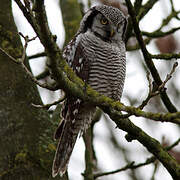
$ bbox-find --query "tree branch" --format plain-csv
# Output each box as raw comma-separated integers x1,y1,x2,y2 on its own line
94,162,135,179
142,26,180,38
137,0,159,21
94,137,180,179
32,95,66,110
0,37,59,91
139,62,178,109
28,52,47,60
151,52,180,60
125,0,177,113
82,128,95,180
107,107,180,179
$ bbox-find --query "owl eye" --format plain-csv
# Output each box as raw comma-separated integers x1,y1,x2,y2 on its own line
100,17,108,25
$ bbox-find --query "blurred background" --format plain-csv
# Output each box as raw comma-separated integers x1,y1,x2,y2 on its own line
8,0,180,179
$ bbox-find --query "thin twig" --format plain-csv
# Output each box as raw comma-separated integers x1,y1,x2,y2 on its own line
94,162,135,179
138,72,157,109
35,68,50,80
166,138,180,151
19,32,37,62
137,0,159,21
125,0,177,113
159,62,178,90
82,128,95,180
0,47,20,64
158,10,180,31
94,138,180,179
20,62,58,90
0,34,59,91
138,62,178,109
151,52,180,60
28,52,47,60
169,0,175,13
32,95,66,110
147,71,152,92
142,26,180,38
151,161,159,180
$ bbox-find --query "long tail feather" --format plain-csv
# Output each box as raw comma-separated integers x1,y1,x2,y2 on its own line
52,105,96,177
52,120,79,177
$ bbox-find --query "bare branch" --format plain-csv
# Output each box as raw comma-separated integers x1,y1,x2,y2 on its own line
137,0,159,21
139,62,178,110
94,162,135,179
35,68,50,80
125,0,177,113
94,138,180,179
159,62,178,90
0,34,59,91
138,72,158,109
0,47,20,64
32,95,66,110
19,32,37,62
82,128,95,180
28,52,47,60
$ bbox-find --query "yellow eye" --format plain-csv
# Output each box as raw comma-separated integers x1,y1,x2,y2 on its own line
100,18,108,25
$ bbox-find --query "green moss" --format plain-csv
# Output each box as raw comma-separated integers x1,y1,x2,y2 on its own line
47,143,56,152
15,152,27,163
0,28,23,58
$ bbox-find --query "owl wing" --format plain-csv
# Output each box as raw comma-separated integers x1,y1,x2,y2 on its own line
54,34,89,140
52,35,92,177
63,33,89,82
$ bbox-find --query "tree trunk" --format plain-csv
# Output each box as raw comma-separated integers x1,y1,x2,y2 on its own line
0,1,52,179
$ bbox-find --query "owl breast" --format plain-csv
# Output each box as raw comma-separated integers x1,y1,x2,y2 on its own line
81,30,126,101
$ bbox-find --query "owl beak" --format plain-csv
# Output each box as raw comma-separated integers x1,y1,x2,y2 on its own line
110,28,115,37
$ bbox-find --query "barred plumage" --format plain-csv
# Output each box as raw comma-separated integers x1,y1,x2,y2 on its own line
52,5,127,177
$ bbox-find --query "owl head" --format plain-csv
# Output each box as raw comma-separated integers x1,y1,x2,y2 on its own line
78,5,128,42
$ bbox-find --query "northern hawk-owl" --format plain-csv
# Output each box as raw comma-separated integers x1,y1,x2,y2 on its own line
52,5,127,177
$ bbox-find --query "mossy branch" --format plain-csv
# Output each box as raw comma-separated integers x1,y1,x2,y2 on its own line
142,26,180,38
151,52,180,60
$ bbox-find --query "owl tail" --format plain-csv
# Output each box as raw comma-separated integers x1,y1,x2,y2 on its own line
52,119,79,177
52,105,96,177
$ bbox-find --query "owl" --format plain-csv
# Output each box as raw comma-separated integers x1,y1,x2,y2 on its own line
52,5,127,177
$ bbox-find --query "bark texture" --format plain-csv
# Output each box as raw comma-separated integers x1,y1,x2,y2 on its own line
0,1,51,179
